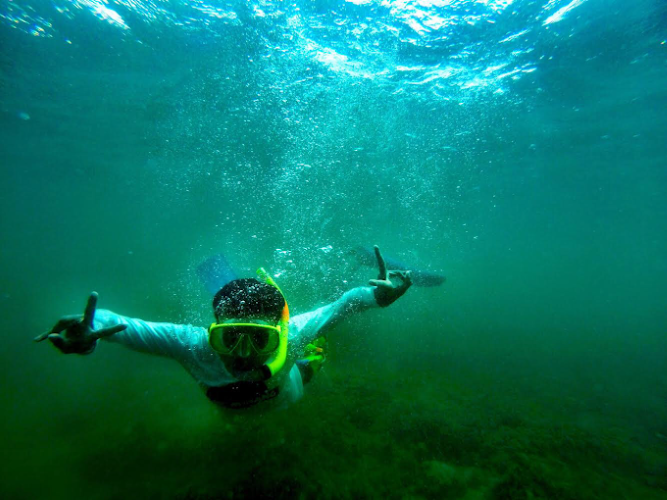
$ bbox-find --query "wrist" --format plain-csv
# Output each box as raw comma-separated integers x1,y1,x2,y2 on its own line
373,288,394,308
77,339,98,355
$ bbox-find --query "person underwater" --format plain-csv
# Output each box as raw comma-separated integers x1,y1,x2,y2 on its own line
35,246,413,411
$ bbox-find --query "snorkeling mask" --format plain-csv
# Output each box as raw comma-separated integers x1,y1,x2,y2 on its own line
208,268,289,381
209,323,281,355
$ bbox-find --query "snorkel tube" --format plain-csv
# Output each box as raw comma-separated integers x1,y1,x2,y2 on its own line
256,268,289,380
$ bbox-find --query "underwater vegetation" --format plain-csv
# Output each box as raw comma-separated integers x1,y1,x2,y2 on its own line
10,363,661,500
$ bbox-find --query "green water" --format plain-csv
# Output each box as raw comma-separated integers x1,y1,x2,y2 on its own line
1,0,666,498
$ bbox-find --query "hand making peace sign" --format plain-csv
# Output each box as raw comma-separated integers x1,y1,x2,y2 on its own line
368,245,413,307
34,292,127,354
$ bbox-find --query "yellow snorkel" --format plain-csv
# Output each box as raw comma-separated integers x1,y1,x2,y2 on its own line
256,267,289,379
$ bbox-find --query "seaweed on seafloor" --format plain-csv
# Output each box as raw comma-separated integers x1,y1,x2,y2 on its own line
527,422,649,479
61,362,667,500
483,419,667,500
391,412,489,466
410,460,478,499
490,461,579,500
228,469,307,500
176,477,309,500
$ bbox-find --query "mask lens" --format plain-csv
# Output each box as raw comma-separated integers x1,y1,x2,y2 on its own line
210,324,280,354
222,327,244,350
250,329,269,350
252,327,280,353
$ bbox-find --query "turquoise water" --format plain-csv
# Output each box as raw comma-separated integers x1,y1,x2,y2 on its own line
1,0,666,498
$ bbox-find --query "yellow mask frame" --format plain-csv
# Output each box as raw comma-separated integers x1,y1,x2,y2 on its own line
208,323,282,355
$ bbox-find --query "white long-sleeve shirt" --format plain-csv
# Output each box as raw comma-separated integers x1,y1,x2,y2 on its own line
94,286,379,411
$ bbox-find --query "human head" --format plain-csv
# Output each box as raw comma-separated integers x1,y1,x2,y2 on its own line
213,278,285,322
211,278,286,373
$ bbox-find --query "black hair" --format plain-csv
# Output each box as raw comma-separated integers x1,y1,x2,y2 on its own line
212,278,285,321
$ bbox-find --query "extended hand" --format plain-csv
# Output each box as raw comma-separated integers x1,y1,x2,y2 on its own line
34,292,126,354
369,246,413,307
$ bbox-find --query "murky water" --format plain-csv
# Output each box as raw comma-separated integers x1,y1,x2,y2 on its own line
1,1,666,498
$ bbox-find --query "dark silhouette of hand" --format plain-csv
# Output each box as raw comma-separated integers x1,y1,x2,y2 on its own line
368,246,413,307
34,292,126,354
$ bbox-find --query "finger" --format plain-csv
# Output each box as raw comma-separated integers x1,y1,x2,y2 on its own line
48,333,66,350
389,270,407,279
94,324,127,339
390,270,413,286
34,331,51,342
368,279,392,288
83,292,98,328
374,245,387,280
49,317,80,334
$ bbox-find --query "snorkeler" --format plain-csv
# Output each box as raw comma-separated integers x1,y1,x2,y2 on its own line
35,246,412,411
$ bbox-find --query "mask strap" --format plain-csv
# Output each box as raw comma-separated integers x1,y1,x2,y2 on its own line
256,268,289,379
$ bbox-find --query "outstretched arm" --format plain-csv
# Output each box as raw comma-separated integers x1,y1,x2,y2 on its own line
290,246,412,346
35,292,201,360
93,309,202,359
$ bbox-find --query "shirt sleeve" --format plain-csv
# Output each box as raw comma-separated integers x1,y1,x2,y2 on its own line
93,309,203,361
289,286,379,347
